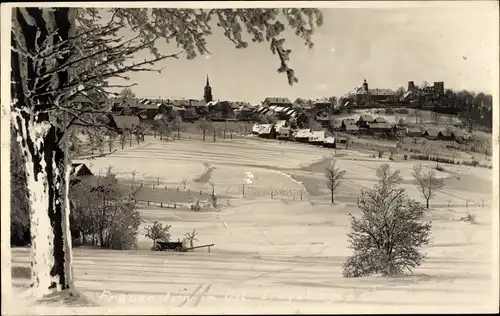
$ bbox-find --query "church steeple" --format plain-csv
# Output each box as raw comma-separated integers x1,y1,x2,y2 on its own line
204,74,213,103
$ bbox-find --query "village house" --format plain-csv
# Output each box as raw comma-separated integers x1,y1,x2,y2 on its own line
315,112,331,127
108,114,141,134
234,103,256,121
262,97,293,108
422,128,440,140
438,130,454,141
207,100,234,120
136,98,164,121
111,98,139,116
276,126,291,140
323,136,337,149
312,98,332,112
189,99,209,117
354,79,397,105
308,130,326,146
341,119,359,134
256,124,274,138
293,129,313,143
357,115,375,128
367,122,392,135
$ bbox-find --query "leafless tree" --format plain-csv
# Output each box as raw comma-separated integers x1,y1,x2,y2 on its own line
198,118,211,142
173,115,182,140
183,229,199,249
107,132,117,153
412,163,445,209
376,164,402,190
324,160,346,204
119,133,127,149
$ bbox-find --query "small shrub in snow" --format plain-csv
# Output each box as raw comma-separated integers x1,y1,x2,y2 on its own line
343,164,431,278
377,150,384,159
190,200,202,211
145,221,171,249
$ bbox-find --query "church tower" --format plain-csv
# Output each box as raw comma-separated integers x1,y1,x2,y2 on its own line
362,79,368,92
204,75,213,103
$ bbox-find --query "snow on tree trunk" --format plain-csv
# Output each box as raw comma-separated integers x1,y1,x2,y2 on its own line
11,7,75,298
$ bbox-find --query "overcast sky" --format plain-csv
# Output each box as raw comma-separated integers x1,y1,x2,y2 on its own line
108,2,498,104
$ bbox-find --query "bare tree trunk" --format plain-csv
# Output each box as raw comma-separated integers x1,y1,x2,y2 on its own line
11,7,74,297
331,189,334,204
426,198,429,209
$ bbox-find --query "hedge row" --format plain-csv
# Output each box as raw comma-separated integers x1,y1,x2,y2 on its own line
407,154,491,169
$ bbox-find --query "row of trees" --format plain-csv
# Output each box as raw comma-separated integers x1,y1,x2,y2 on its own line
324,161,444,209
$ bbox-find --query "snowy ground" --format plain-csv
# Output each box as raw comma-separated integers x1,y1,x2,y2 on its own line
9,136,497,314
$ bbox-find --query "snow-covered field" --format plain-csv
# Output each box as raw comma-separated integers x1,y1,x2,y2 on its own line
9,136,497,314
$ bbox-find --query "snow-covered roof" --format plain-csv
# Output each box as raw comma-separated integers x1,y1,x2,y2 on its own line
308,130,325,141
324,136,335,144
294,129,313,138
258,124,273,135
252,123,261,133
